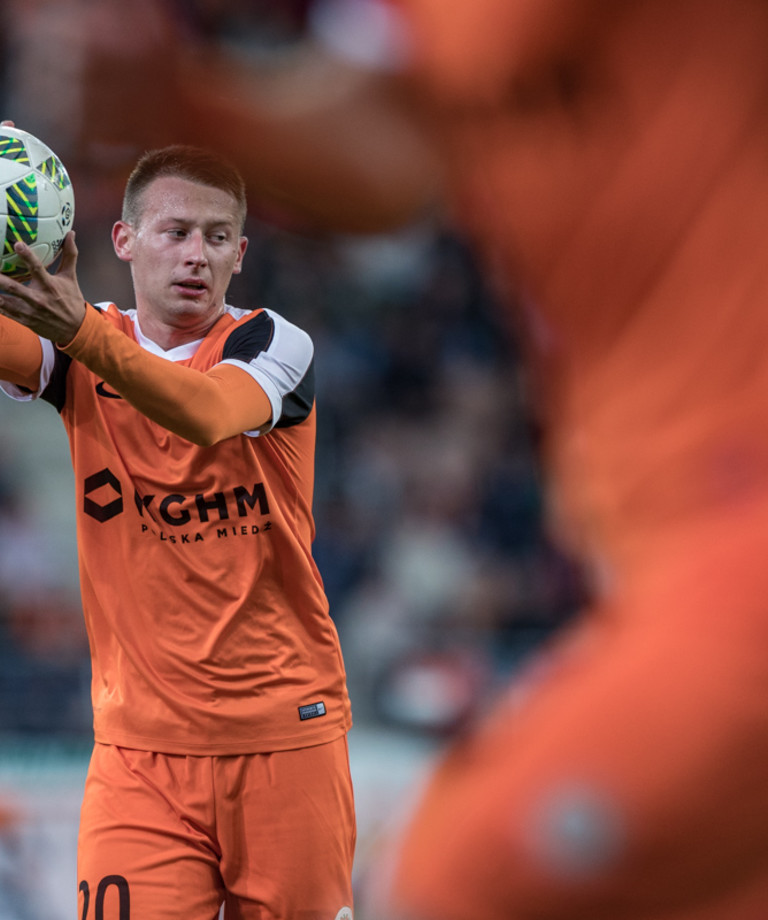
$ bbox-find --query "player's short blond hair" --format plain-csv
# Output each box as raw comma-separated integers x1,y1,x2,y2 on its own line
122,145,247,231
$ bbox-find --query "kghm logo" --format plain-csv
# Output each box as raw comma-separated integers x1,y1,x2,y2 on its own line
82,468,273,545
134,483,269,526
83,468,124,523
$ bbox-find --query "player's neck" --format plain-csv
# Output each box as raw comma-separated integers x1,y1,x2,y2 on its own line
135,305,224,351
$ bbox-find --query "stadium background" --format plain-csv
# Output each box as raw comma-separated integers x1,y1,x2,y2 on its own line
0,1,585,916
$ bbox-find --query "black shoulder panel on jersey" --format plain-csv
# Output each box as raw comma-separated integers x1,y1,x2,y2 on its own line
40,350,73,413
274,358,315,429
222,310,275,362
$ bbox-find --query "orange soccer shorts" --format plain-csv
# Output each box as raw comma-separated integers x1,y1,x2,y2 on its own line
382,503,768,920
77,737,356,920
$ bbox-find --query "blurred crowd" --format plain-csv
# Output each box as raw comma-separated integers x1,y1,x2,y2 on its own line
0,0,586,740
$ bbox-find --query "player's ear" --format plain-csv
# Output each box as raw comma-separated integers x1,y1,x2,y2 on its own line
232,236,248,275
112,221,134,262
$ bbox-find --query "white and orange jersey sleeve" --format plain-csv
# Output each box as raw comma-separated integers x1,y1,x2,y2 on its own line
8,303,315,444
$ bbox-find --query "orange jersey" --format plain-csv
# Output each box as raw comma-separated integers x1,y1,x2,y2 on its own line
2,303,351,755
398,0,768,583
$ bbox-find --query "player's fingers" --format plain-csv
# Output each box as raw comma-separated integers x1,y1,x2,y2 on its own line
58,231,79,272
11,240,50,281
0,268,31,299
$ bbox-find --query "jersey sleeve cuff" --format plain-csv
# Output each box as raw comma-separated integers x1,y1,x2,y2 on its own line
58,303,101,358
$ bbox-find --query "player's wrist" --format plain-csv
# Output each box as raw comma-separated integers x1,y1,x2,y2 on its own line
57,301,94,352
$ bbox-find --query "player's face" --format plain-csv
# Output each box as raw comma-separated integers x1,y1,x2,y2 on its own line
111,175,248,345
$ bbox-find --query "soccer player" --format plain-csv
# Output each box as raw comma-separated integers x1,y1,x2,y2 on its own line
0,141,355,920
135,1,768,917
361,1,768,918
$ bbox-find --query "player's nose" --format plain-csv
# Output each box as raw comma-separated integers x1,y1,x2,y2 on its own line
183,229,208,266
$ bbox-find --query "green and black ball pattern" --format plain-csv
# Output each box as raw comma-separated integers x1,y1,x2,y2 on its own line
0,134,73,279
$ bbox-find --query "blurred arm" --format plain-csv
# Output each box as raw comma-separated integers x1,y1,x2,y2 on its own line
66,0,443,232
177,45,444,233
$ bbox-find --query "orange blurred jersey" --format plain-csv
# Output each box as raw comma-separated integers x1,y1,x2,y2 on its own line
398,0,768,583
35,303,350,755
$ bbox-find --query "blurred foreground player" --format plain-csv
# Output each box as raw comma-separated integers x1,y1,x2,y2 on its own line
85,1,768,915
0,139,354,920
360,1,768,918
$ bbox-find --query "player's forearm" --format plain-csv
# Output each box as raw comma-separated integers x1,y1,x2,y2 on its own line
61,306,271,445
0,315,43,391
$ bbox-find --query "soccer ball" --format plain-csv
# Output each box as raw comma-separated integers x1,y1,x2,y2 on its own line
0,126,75,281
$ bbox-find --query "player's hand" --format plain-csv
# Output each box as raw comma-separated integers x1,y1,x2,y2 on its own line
0,232,86,345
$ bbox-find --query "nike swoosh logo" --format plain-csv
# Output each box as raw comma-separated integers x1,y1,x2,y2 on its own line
95,381,122,400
